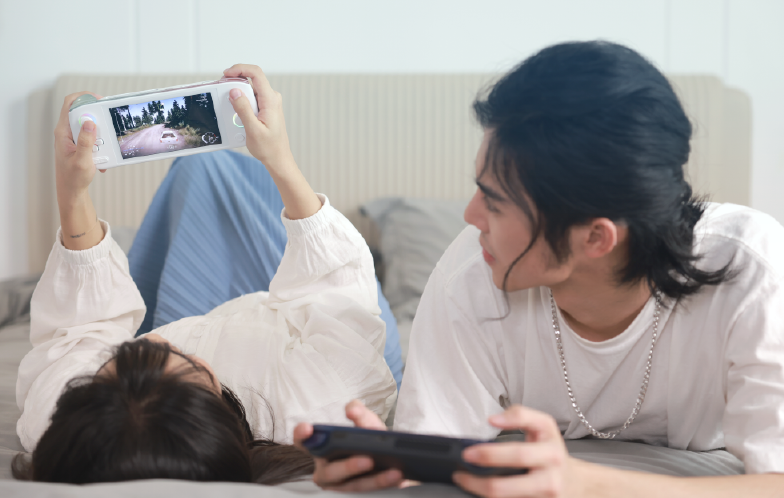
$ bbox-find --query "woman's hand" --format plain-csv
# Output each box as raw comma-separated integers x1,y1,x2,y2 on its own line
223,64,293,170
223,64,321,220
55,92,104,209
54,92,106,250
293,400,406,492
454,405,579,498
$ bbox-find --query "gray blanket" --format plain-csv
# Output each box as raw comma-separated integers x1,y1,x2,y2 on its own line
0,320,742,497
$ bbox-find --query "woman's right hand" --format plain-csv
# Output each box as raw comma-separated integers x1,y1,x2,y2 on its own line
223,64,293,170
223,63,321,221
294,400,407,492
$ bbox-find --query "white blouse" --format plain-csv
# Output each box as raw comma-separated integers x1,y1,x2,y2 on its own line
16,195,397,451
394,203,784,474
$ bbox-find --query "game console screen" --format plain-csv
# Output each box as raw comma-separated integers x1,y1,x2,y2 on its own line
109,92,222,160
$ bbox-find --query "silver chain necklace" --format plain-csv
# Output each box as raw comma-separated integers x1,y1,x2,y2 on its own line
548,289,662,439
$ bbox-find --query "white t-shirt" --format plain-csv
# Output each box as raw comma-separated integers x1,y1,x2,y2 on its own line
16,196,397,451
394,203,784,474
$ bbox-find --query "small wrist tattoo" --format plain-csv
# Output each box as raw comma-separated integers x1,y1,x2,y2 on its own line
68,215,99,239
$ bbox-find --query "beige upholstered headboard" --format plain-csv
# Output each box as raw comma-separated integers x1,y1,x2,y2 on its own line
26,73,750,273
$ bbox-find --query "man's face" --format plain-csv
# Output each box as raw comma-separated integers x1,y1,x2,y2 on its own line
463,130,573,292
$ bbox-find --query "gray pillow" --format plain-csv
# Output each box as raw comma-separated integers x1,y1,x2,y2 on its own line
111,226,138,255
361,197,469,345
0,275,40,328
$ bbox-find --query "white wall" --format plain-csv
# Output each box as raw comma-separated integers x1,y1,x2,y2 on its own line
1,0,783,280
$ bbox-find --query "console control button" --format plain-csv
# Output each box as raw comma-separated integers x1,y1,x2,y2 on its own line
202,132,218,145
235,133,245,144
233,113,244,128
93,156,109,165
92,145,99,152
79,113,97,127
95,138,104,145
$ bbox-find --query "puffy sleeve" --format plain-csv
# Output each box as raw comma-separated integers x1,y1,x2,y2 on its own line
16,222,146,451
268,195,379,317
723,275,784,474
201,195,397,442
394,262,506,439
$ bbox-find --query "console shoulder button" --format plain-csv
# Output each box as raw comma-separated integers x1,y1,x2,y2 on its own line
70,94,99,111
93,156,109,165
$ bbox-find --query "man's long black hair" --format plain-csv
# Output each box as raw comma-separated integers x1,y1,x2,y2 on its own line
473,41,733,299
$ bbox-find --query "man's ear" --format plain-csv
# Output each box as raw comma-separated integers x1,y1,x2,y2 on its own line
580,218,619,259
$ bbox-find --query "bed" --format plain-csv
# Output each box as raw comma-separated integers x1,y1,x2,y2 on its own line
0,72,751,495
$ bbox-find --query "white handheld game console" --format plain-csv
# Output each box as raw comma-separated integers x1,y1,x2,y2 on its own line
68,77,258,169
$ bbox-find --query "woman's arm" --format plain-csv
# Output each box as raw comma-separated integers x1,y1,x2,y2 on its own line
201,65,396,437
223,64,322,221
54,92,106,250
218,64,380,313
16,93,147,451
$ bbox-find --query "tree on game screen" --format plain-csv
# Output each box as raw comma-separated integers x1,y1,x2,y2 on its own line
178,94,219,134
110,105,132,134
109,93,221,157
111,94,218,136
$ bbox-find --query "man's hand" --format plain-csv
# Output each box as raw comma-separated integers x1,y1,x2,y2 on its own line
453,405,573,498
294,400,405,492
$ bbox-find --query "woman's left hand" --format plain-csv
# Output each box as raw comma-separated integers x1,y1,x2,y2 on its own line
454,405,582,498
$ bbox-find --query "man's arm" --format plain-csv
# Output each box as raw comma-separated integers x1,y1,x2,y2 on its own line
455,405,784,498
575,463,782,498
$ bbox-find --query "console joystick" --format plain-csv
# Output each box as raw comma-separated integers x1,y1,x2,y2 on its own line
78,113,98,127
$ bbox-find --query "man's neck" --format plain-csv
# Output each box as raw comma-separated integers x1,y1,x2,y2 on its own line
549,276,652,343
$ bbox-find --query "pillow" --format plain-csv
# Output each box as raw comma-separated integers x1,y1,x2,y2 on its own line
361,198,469,361
111,226,138,255
0,275,40,328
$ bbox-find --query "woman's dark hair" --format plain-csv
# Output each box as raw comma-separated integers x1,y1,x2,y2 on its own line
473,40,733,299
12,338,314,484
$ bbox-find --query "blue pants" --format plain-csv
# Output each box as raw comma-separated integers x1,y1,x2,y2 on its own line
127,150,403,388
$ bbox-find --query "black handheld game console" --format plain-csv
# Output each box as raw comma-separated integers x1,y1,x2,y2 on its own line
302,425,527,484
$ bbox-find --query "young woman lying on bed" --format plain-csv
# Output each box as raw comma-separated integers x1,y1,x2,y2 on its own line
298,42,784,497
13,64,397,484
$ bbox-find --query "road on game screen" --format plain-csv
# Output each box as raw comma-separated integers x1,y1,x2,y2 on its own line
119,123,188,158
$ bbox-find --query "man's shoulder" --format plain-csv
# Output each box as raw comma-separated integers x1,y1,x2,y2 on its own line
431,226,517,316
698,203,784,239
434,225,487,283
696,203,784,278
